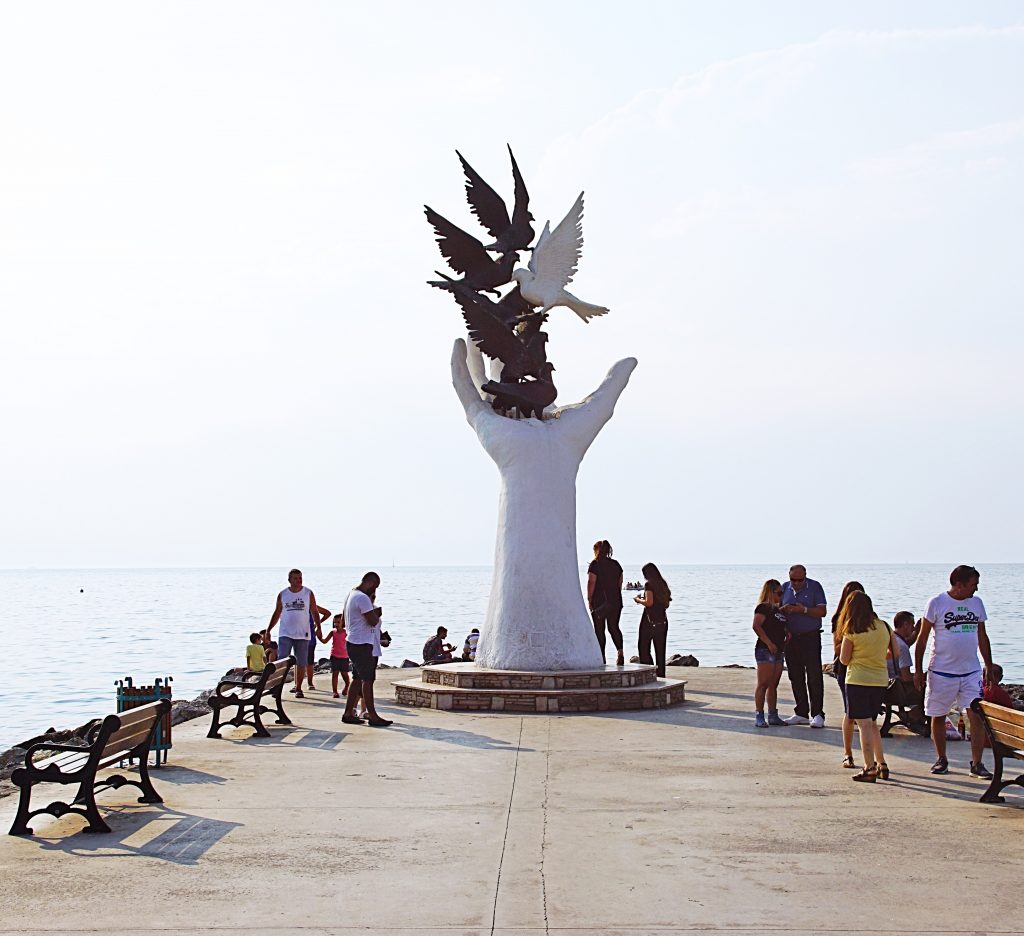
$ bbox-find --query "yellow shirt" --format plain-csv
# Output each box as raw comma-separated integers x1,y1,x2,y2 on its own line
845,620,890,687
246,643,267,673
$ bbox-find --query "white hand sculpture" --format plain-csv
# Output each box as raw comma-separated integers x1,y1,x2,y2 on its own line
451,338,638,670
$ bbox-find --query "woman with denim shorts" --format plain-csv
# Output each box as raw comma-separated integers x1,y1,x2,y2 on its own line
831,581,865,768
751,579,788,728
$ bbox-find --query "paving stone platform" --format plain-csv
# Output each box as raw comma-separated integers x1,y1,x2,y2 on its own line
395,662,687,712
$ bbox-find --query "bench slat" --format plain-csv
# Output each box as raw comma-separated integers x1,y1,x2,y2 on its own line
114,701,166,731
978,700,1024,728
987,723,1024,754
101,725,159,760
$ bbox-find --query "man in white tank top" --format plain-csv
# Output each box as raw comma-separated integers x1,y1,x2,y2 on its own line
266,569,320,699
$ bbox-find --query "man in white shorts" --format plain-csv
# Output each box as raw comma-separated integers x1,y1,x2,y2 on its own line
914,565,995,777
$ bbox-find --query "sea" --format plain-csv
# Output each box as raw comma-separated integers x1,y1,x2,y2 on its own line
1,564,1021,752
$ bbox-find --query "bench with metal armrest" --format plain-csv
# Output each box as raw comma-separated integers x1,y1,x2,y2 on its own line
207,655,295,739
9,698,170,836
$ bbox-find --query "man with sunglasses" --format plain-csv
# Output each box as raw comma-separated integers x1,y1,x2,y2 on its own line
780,564,828,727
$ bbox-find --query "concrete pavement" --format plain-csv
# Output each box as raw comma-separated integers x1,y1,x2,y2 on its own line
1,666,1021,934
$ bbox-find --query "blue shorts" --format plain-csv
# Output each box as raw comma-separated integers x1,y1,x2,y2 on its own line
755,646,785,664
278,635,310,665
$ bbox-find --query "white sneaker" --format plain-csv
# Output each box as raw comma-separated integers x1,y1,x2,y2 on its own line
809,714,825,729
784,714,810,725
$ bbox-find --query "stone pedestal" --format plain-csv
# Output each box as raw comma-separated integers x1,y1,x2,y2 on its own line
394,663,685,713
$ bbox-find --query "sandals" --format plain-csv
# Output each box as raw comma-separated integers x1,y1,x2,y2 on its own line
842,754,856,769
852,767,877,783
876,762,890,780
294,689,304,698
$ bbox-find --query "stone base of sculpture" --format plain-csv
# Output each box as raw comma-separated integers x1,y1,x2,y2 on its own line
394,663,686,713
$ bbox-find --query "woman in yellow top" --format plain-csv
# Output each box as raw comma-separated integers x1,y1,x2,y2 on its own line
831,581,864,769
838,591,901,782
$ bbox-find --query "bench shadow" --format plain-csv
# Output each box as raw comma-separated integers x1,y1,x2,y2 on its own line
29,806,240,865
232,727,347,750
154,766,227,785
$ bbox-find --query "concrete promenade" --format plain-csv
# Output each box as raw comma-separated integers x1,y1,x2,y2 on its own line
1,666,1021,935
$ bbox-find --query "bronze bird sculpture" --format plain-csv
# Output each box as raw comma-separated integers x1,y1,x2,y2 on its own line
482,362,557,420
458,145,535,256
425,206,518,295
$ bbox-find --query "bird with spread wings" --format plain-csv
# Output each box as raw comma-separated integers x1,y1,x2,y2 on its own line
512,192,609,323
458,145,535,256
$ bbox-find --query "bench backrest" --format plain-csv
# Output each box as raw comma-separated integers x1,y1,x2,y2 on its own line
262,656,295,692
975,700,1024,753
100,699,170,760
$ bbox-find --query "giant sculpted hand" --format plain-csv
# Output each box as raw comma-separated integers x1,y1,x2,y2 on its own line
451,338,637,671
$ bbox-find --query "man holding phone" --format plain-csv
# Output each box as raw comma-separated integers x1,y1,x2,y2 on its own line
780,564,828,728
342,571,393,727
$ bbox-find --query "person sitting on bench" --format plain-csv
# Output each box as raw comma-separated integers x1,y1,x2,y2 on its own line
888,611,926,728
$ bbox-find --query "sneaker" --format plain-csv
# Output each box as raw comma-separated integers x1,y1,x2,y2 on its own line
755,712,768,728
970,761,993,780
784,714,810,726
930,756,949,774
767,711,786,727
810,714,825,729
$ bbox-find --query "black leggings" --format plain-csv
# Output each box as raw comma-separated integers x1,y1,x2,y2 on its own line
592,605,623,657
638,615,668,677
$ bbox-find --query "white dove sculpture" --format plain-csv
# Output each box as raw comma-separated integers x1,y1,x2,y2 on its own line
511,192,609,322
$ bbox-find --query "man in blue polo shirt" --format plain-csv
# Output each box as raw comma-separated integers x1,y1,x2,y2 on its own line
780,564,828,728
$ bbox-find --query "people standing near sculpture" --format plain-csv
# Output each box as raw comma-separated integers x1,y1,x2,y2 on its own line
831,581,865,766
634,563,672,677
914,565,994,778
587,540,625,665
751,580,788,727
780,565,828,728
838,591,900,782
342,572,393,728
265,569,319,699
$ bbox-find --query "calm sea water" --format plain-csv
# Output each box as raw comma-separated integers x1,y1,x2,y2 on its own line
1,564,1021,751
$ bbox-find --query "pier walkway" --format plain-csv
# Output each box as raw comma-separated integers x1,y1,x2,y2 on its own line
1,666,1021,934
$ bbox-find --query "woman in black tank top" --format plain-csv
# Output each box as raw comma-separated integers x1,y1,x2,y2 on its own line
634,562,672,677
587,540,624,665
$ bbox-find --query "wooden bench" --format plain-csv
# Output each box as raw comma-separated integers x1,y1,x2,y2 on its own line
207,656,295,739
971,699,1024,804
879,681,929,738
9,699,170,836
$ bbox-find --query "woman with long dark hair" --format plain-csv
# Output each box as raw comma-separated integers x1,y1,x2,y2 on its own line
751,579,788,727
634,562,672,677
832,581,865,768
838,591,901,782
587,539,625,665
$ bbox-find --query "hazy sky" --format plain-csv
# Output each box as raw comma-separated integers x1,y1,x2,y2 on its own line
1,1,1022,568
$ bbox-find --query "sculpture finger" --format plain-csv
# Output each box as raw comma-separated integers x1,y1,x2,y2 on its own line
555,357,638,452
466,338,491,402
451,338,490,423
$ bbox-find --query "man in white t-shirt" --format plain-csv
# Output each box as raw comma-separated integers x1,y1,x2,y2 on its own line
266,569,319,699
914,565,995,778
341,571,393,727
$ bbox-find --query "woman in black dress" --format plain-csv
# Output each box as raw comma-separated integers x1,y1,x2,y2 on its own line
634,562,672,677
588,540,625,665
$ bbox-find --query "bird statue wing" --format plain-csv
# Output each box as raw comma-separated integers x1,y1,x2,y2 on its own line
457,151,511,242
527,192,584,291
424,206,493,276
452,288,530,372
507,146,535,251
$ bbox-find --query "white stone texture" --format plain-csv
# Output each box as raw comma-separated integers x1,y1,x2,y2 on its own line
452,338,636,671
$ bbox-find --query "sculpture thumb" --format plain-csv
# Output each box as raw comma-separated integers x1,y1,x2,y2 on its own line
558,357,638,451
451,338,489,424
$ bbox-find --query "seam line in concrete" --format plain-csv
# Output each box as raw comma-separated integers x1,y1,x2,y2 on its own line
540,718,551,935
489,716,524,936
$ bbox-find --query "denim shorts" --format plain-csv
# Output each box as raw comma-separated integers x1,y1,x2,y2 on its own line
754,645,785,664
278,636,309,665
